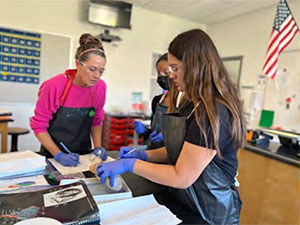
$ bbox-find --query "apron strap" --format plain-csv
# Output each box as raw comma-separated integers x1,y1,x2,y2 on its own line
60,69,76,106
159,92,168,104
90,87,95,107
176,91,183,108
187,102,200,119
60,69,95,107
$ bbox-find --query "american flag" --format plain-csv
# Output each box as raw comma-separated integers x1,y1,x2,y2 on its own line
262,0,299,79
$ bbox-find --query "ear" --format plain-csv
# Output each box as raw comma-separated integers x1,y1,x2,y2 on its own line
75,60,80,69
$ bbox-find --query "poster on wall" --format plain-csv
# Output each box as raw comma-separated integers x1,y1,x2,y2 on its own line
0,27,41,84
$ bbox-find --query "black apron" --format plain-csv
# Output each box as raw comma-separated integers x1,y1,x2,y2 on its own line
159,102,241,225
147,93,168,150
40,69,95,158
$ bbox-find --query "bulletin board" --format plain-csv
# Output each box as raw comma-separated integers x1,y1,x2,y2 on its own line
0,27,41,84
241,48,300,133
0,26,71,104
263,49,300,132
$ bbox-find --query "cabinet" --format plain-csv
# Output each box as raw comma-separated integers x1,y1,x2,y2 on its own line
238,149,300,224
102,113,145,150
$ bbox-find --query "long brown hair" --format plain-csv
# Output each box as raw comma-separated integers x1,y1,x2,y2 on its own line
168,29,246,156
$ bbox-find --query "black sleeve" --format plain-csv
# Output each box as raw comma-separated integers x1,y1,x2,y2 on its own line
141,94,163,139
185,104,233,150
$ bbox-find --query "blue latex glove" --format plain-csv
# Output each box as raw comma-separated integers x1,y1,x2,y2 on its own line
93,147,107,161
97,158,137,187
119,146,147,161
54,152,80,167
149,130,163,142
133,121,148,135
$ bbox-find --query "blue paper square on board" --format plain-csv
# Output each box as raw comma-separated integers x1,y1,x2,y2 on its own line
11,37,18,45
18,57,25,64
3,56,10,63
18,48,26,55
19,39,26,46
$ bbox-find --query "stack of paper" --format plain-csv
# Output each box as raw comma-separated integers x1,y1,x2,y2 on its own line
0,109,12,121
0,150,46,179
99,194,182,225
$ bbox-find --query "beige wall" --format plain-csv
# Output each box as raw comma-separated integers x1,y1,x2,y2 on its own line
0,0,204,112
207,0,300,132
0,0,204,151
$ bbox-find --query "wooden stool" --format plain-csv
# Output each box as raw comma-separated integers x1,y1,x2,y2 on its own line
8,127,30,152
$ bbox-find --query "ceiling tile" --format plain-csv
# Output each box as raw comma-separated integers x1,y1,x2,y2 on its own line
122,0,282,24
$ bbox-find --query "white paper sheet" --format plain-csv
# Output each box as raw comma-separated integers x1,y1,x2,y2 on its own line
99,195,181,225
48,154,115,175
0,150,46,178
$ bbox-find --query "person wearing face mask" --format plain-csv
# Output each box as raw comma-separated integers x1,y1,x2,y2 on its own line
133,53,172,150
97,29,245,224
117,54,187,197
30,33,108,167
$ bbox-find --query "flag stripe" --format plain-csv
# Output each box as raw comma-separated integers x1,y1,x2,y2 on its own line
266,16,293,53
265,57,278,75
279,25,299,54
264,21,297,71
264,16,294,63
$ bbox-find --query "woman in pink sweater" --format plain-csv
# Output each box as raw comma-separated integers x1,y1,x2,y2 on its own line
30,33,107,167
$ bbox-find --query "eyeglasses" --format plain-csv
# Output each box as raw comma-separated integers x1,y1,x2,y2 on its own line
158,70,170,77
168,65,180,73
80,62,105,76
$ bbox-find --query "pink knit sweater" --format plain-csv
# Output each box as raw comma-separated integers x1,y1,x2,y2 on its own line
30,73,106,135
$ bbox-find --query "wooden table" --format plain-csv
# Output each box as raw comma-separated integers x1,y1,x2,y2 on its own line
0,119,13,153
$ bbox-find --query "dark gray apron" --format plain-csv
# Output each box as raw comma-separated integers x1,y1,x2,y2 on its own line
40,69,95,158
147,93,168,150
160,103,241,225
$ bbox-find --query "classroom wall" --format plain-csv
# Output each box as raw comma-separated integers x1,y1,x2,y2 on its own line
0,0,204,151
207,0,300,132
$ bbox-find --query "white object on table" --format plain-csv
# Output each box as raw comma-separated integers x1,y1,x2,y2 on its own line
49,154,115,175
14,217,62,225
0,175,48,192
99,194,181,225
0,150,46,178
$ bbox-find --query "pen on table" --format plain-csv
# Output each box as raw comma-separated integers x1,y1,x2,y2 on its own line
117,148,136,160
59,142,72,154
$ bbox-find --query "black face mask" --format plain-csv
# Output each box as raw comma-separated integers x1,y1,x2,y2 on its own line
157,76,170,90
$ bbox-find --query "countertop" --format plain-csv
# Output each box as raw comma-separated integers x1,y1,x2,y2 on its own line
244,142,300,167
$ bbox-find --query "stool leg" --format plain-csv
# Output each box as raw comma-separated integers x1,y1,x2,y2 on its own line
11,134,18,152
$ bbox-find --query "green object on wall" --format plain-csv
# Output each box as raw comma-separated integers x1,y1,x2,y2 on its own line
259,110,275,128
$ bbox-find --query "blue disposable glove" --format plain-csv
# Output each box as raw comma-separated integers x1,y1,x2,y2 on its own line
119,146,147,161
93,147,107,161
54,152,80,167
149,130,163,142
133,121,148,135
97,158,137,187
